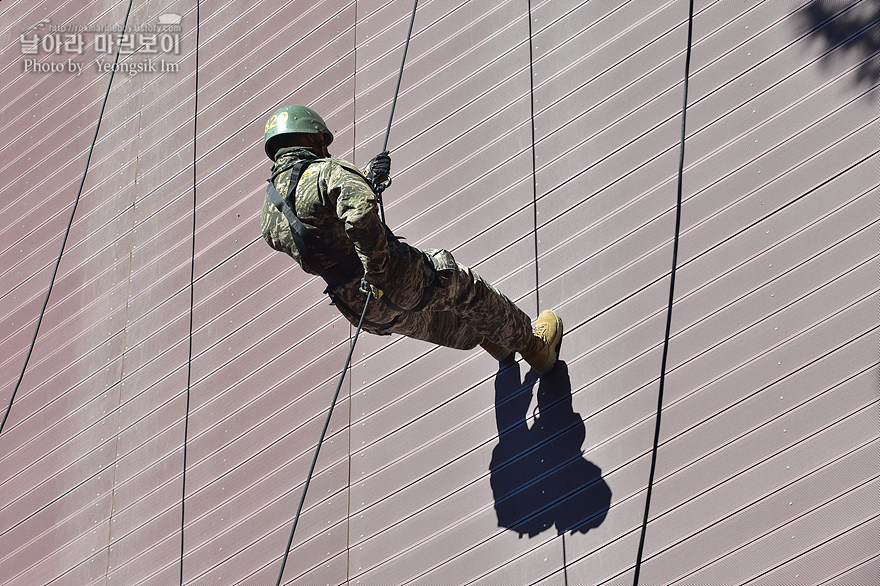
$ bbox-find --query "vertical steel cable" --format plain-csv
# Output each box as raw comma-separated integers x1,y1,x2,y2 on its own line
526,0,541,320
180,0,201,583
632,1,695,583
379,0,418,155
0,0,135,438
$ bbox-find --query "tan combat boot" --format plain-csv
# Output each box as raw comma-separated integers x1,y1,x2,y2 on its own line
480,339,512,361
520,310,563,374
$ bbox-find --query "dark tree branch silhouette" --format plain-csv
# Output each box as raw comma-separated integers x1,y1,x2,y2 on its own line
797,0,880,91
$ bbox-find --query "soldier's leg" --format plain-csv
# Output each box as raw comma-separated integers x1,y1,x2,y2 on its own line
381,308,485,350
420,250,533,353
325,274,486,350
336,248,558,372
419,249,562,373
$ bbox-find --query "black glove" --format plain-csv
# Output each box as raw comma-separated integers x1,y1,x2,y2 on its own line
367,151,391,188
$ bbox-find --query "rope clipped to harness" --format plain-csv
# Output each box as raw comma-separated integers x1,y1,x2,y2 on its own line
274,2,418,583
275,293,373,585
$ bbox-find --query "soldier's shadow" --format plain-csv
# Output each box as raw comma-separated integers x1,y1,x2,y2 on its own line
489,360,612,537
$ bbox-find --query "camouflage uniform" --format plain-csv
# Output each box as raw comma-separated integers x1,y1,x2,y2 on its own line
261,148,533,351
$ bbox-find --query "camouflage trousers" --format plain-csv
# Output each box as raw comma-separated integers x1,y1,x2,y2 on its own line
328,248,533,352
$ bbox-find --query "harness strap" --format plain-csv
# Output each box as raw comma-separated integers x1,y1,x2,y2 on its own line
324,286,399,331
266,159,363,288
375,258,438,313
267,157,436,317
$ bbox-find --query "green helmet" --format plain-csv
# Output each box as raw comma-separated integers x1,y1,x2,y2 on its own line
263,104,334,160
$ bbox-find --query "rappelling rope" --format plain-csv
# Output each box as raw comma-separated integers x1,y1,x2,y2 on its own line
0,0,135,439
274,298,371,585
371,0,419,224
274,2,418,583
632,1,694,583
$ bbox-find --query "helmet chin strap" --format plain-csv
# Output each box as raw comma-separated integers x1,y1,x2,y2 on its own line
304,132,330,158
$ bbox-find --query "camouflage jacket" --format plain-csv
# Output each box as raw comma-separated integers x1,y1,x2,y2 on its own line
261,148,430,307
260,148,389,276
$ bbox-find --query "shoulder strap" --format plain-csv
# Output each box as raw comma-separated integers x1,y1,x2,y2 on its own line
266,159,363,287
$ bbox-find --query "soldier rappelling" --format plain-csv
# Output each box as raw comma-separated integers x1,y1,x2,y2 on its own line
260,104,563,374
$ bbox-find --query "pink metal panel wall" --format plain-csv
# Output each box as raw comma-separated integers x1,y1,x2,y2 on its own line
183,1,357,583
103,0,198,581
638,0,879,582
1,1,142,584
1,0,877,584
534,0,695,581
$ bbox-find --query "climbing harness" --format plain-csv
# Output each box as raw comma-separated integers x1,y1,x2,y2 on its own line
0,0,136,438
632,1,694,584
266,157,428,328
274,2,419,583
266,160,364,288
265,158,391,331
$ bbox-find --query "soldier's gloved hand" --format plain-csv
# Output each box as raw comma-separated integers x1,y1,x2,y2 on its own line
367,151,391,188
360,277,383,299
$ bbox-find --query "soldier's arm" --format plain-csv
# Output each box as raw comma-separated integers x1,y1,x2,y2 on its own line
324,161,389,280
260,192,296,256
